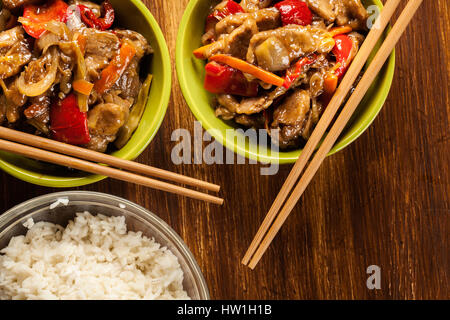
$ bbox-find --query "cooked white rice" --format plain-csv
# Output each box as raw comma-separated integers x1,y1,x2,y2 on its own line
0,212,190,300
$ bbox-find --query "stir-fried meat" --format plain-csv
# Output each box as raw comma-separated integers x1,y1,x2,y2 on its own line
306,0,368,29
0,78,27,123
0,95,6,124
102,91,133,110
247,25,333,72
271,89,313,148
86,102,130,152
25,94,51,121
215,105,235,121
0,26,32,80
215,94,265,128
348,31,365,56
2,0,39,10
224,18,258,59
240,0,272,13
0,0,153,152
200,0,369,150
85,135,116,153
110,58,141,101
305,0,336,23
114,29,153,59
88,103,129,136
334,0,368,29
202,18,259,59
235,113,265,128
111,30,152,100
83,28,120,82
215,8,281,36
237,86,287,115
217,94,239,114
24,101,50,134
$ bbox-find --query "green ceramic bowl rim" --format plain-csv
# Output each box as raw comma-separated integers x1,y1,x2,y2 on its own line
176,0,395,164
0,0,172,187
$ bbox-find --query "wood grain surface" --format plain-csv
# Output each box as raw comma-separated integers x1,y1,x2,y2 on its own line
0,0,448,299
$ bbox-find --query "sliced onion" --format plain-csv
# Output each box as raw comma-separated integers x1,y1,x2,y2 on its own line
72,33,89,112
42,20,70,40
17,48,59,97
36,32,60,53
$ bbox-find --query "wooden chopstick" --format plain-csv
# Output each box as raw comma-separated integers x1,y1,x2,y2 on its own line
242,0,403,266
246,0,424,269
0,126,220,193
0,137,223,206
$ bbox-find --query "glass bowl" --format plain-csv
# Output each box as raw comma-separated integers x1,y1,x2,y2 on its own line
0,191,209,300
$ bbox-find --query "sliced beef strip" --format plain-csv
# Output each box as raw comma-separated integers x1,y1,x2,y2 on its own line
88,103,129,136
114,29,153,59
334,0,368,29
110,57,141,101
217,94,239,114
84,134,116,153
111,30,152,100
237,86,287,115
247,25,333,71
240,0,272,12
82,28,120,82
0,95,6,124
305,0,336,23
215,94,265,128
203,17,259,59
0,26,32,80
271,89,313,149
215,8,281,37
224,18,258,59
0,77,27,123
86,102,130,153
215,105,235,121
306,0,368,29
235,113,265,129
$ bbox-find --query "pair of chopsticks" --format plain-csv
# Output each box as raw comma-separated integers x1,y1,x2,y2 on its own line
0,127,223,205
243,0,424,269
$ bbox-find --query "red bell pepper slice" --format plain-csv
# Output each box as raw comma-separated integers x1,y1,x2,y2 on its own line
206,0,244,31
78,0,115,31
204,61,258,97
20,0,69,39
332,34,354,80
275,0,313,27
50,93,91,145
283,55,316,89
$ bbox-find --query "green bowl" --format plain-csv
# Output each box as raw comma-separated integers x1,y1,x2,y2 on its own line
176,0,395,164
0,0,172,187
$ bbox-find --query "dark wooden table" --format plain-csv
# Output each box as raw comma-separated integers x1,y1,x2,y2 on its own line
1,0,448,300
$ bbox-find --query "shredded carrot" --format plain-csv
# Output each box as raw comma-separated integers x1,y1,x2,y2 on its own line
209,54,285,87
193,43,215,59
95,42,136,95
323,73,338,94
73,79,94,96
323,63,342,94
328,26,352,37
73,33,87,55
